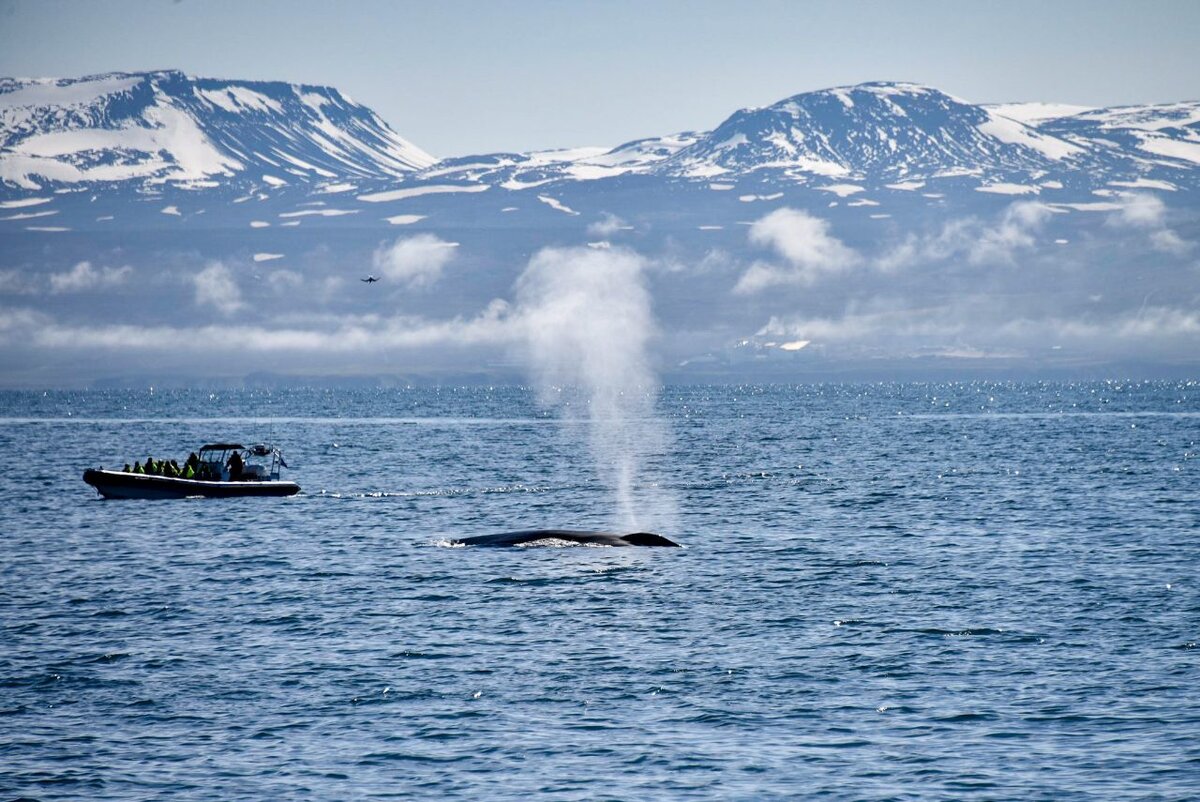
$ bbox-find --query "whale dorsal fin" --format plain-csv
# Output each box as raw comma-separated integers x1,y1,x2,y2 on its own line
621,532,681,547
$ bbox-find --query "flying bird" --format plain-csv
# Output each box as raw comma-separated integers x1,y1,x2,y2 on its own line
361,275,380,283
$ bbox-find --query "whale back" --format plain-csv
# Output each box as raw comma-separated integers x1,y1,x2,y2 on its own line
453,529,681,548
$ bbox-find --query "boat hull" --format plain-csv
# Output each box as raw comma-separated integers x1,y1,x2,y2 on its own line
83,469,300,499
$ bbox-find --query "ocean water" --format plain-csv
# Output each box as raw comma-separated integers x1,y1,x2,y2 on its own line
1,382,1197,800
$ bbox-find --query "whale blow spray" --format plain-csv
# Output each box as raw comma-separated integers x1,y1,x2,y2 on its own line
515,245,677,532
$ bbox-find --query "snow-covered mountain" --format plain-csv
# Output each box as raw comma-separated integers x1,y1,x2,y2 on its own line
1039,101,1200,173
0,70,434,191
3,73,1198,199
4,73,1198,239
659,82,1087,180
417,83,1102,189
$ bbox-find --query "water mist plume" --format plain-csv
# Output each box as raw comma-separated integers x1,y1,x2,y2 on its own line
514,245,677,532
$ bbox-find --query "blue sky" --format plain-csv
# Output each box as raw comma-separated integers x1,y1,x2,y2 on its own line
2,0,1198,156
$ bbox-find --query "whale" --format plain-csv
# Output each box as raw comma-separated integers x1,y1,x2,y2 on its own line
451,529,681,548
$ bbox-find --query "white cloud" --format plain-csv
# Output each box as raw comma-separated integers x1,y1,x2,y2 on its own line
192,261,243,315
267,269,304,291
756,304,966,344
1108,193,1192,255
754,300,1200,358
1112,193,1166,227
18,246,661,371
586,212,630,238
969,201,1053,265
0,270,40,295
0,307,48,343
734,208,859,293
316,276,346,303
1149,229,1190,255
49,261,133,293
876,202,1053,271
657,248,733,276
371,234,458,288
29,305,514,354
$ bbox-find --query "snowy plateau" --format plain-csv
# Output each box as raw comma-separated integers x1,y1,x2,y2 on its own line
1,71,1198,384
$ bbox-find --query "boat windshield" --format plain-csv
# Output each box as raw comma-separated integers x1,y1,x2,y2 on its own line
197,443,285,481
198,445,240,464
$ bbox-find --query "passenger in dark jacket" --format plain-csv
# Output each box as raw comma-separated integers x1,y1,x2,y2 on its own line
228,450,244,480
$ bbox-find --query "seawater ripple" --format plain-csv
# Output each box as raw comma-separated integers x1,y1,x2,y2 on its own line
0,382,1197,801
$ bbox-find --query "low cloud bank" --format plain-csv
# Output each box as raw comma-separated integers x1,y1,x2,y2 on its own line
734,201,1062,294
49,261,133,293
755,300,1200,359
3,195,1197,382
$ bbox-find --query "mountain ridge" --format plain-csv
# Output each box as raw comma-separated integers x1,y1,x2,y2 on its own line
4,73,1200,197
0,69,434,191
2,73,1198,238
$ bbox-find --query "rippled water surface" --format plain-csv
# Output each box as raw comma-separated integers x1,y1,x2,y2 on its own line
2,383,1198,800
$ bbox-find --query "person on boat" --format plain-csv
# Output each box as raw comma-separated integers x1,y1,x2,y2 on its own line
228,450,244,481
183,462,195,479
123,464,131,473
133,460,144,474
168,459,181,477
147,458,160,476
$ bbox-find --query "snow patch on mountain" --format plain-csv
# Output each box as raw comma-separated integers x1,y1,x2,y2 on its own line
976,114,1082,160
976,183,1039,195
358,184,488,203
0,196,53,209
537,195,578,215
